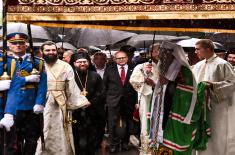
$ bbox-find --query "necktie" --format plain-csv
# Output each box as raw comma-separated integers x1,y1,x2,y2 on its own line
120,66,126,85
18,57,23,64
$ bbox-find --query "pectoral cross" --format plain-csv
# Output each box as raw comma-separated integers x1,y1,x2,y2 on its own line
81,88,88,96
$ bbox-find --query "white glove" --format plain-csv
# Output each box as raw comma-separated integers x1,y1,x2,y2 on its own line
33,104,44,114
25,75,40,83
0,114,14,132
0,80,11,91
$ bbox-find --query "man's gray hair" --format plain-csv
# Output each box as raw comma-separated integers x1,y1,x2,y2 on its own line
64,50,74,55
149,43,161,52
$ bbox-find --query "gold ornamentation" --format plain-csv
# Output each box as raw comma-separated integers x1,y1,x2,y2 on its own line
92,0,109,5
19,0,34,4
31,68,40,75
157,146,173,155
0,72,11,80
10,3,235,13
163,0,193,3
141,0,156,4
75,70,88,97
79,0,93,4
35,0,47,4
47,0,63,4
203,0,233,2
20,70,30,77
67,111,77,124
139,135,151,154
110,0,126,4
81,88,88,96
64,0,79,5
17,0,235,4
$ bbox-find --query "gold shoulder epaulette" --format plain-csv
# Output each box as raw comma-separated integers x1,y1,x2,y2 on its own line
34,56,44,60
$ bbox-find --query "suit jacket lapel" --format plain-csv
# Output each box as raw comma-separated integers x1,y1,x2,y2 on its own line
124,65,132,86
114,65,123,86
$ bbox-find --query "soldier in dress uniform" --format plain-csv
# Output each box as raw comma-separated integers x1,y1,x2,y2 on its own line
0,51,17,155
0,32,47,155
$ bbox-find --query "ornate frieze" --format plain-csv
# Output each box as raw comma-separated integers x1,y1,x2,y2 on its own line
17,0,235,4
7,0,235,21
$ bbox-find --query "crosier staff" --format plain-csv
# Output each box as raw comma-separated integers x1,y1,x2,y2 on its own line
145,31,156,134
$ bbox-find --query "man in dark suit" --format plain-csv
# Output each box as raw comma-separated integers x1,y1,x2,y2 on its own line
103,51,137,153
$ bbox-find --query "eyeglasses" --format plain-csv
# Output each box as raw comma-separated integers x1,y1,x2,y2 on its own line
115,57,127,60
75,60,88,64
10,41,26,45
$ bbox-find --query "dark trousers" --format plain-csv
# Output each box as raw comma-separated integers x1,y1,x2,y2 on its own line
107,102,133,148
72,110,98,155
15,110,40,155
0,127,17,155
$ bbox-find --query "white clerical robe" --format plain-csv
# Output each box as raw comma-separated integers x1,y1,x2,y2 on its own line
192,54,235,155
36,60,90,155
130,62,159,154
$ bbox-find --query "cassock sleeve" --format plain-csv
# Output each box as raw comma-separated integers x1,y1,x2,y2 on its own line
129,64,145,93
210,63,235,104
89,73,104,106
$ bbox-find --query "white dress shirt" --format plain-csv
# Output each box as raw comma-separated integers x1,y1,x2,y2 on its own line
95,65,106,79
117,64,128,77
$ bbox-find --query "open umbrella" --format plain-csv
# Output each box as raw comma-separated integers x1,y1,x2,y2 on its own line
87,46,101,55
209,33,235,49
210,33,235,43
76,28,137,47
56,42,77,50
32,42,44,47
176,38,225,50
126,34,190,49
0,22,51,41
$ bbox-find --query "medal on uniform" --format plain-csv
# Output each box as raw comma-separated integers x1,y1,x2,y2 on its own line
157,146,173,155
75,70,88,97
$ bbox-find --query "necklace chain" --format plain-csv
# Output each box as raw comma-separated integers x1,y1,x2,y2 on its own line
75,69,88,90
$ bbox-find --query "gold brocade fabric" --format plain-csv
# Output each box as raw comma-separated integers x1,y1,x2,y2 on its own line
6,0,235,33
47,81,66,91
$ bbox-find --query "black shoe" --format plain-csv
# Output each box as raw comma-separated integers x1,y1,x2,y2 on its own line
109,146,117,153
122,143,130,151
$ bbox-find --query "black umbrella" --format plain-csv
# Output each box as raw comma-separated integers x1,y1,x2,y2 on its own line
127,34,190,49
76,28,137,47
0,23,51,41
176,38,225,51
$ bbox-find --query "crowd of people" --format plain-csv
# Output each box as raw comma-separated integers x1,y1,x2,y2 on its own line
0,32,234,155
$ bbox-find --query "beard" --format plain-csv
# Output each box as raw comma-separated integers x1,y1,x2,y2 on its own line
43,53,58,64
76,65,89,72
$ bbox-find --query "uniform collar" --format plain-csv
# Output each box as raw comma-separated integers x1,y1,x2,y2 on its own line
12,53,30,60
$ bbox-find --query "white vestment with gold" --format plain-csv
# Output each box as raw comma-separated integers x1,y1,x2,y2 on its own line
36,60,89,155
130,62,159,155
192,54,235,155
